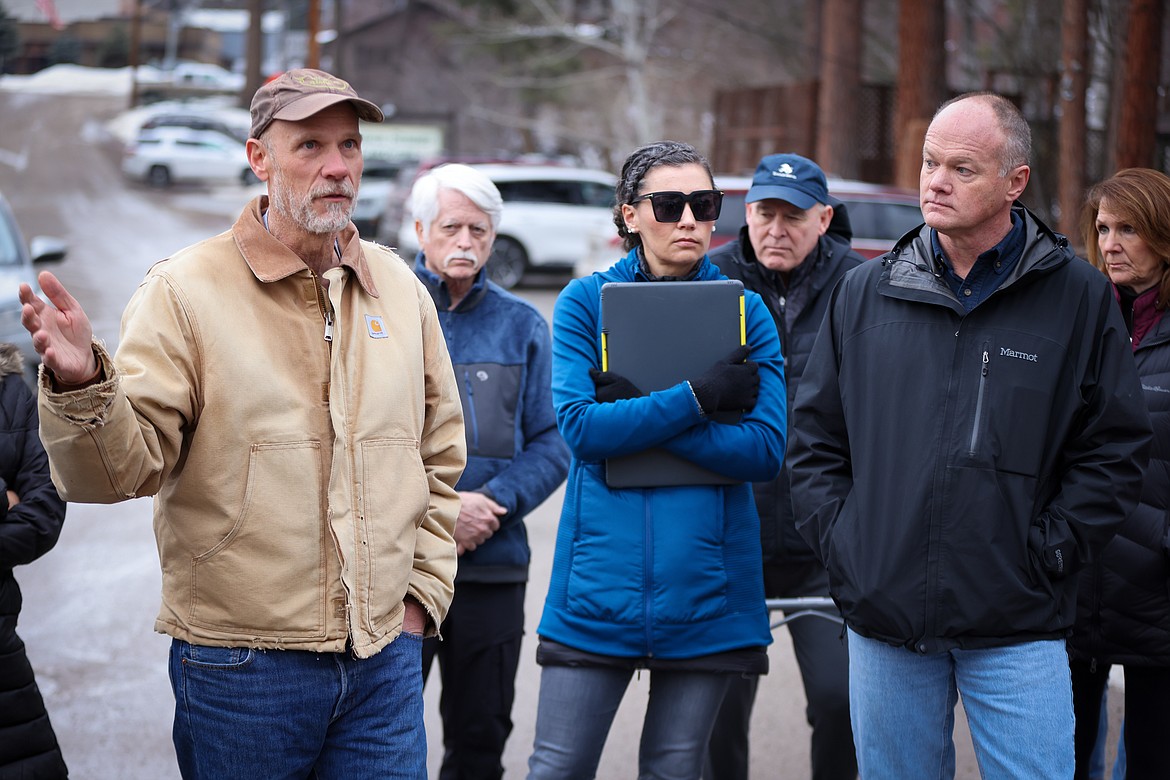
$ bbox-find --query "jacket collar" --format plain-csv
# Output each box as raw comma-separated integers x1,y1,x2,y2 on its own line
606,246,722,283
882,204,1070,299
412,252,490,311
232,196,380,297
1125,284,1165,350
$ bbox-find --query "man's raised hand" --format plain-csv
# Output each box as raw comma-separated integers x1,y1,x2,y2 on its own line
19,270,97,384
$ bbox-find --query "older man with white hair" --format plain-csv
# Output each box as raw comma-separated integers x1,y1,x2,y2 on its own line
409,163,570,780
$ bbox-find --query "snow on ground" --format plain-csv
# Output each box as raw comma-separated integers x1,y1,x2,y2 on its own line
0,63,137,95
1,64,251,145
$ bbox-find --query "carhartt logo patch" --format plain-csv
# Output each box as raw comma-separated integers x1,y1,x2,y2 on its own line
365,315,388,339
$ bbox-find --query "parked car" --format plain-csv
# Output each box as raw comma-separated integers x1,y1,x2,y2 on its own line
140,112,249,144
576,174,922,277
0,190,67,385
395,163,617,289
122,127,256,188
136,62,246,101
351,158,406,239
711,175,923,257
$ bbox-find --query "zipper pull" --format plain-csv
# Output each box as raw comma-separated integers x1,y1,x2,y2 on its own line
324,308,334,342
981,350,989,376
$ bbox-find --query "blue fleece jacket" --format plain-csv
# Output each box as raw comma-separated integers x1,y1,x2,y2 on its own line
536,248,786,659
414,255,570,583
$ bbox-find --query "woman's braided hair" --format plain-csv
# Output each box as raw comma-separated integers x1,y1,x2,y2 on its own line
613,140,715,252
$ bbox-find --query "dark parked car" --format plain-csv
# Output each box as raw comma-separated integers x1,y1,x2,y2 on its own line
0,190,67,385
711,175,923,258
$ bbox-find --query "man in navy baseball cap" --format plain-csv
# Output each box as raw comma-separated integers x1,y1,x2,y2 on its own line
705,153,862,780
746,152,831,209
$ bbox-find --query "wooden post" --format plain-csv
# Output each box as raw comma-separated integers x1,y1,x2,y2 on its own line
128,0,142,109
307,0,320,69
1057,0,1087,242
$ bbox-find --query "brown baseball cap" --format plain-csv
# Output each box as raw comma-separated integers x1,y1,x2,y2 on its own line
249,69,384,139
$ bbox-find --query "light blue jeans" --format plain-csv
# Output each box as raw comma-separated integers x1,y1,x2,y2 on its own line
847,629,1074,779
526,664,731,780
169,634,427,779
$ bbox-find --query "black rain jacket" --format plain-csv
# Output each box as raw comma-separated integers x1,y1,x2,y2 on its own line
789,206,1152,652
709,227,864,568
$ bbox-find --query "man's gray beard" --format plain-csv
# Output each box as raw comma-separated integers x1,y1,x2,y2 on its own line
269,168,355,235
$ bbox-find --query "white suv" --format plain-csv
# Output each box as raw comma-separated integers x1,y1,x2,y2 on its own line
396,163,617,289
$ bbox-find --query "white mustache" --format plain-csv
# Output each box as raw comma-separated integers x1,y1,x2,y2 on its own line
443,250,481,267
312,182,356,199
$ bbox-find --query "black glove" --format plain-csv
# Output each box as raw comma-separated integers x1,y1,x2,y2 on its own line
690,344,759,414
590,368,644,403
1028,519,1077,580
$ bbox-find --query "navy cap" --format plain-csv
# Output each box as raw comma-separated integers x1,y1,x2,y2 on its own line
746,153,829,209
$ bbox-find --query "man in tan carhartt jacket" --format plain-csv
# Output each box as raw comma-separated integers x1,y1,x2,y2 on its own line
18,69,465,778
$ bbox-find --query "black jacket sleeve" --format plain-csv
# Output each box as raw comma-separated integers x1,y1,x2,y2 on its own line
0,375,67,569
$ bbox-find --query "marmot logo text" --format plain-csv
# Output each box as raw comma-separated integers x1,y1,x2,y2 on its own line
1000,347,1038,362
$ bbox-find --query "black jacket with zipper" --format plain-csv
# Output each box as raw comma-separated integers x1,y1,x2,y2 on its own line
709,227,864,569
1069,288,1170,667
0,343,68,778
789,206,1152,652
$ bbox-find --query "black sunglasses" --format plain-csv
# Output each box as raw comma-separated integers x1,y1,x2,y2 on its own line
631,189,724,223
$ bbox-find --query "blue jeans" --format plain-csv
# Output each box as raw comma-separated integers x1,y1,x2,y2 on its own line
169,635,427,779
847,630,1073,779
527,664,731,780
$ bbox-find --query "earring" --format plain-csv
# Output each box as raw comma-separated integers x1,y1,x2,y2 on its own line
627,226,637,234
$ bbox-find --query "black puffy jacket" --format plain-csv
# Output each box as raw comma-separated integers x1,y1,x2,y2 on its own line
0,343,69,777
1070,288,1170,667
709,227,863,568
790,207,1152,652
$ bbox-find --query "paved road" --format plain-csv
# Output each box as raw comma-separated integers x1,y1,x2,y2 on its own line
0,86,1117,779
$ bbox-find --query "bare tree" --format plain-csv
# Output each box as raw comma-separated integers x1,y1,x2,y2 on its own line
446,0,674,157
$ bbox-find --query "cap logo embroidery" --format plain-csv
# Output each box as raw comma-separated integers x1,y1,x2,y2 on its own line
772,163,798,180
291,72,353,93
366,314,388,339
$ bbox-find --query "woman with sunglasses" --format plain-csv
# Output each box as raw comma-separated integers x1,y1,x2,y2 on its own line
526,141,787,779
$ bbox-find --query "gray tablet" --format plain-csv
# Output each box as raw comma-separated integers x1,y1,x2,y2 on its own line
600,279,746,488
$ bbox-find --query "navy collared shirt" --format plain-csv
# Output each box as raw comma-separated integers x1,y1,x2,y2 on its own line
931,211,1025,312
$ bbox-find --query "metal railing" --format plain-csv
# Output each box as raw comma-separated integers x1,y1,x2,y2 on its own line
765,597,843,629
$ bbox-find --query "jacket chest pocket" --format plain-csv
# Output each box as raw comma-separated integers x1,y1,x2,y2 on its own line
965,343,1054,476
455,362,520,459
